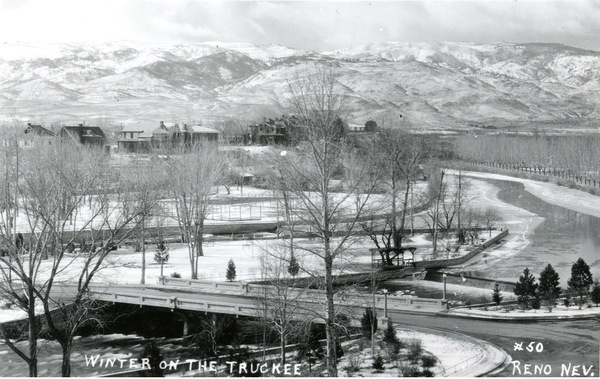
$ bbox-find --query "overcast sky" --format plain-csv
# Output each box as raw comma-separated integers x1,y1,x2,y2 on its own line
1,0,599,52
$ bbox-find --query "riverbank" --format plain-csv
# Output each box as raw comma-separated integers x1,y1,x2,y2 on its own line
455,170,600,219
441,176,544,279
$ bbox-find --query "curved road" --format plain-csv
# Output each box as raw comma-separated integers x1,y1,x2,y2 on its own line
389,310,599,377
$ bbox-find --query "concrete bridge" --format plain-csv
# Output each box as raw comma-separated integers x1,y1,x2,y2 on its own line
55,277,448,324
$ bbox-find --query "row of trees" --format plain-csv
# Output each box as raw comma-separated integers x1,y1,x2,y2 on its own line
0,142,163,376
0,136,229,376
454,134,600,186
514,258,597,310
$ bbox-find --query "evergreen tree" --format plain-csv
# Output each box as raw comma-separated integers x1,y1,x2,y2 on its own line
372,353,385,371
538,264,561,310
154,239,169,279
568,258,593,309
531,295,541,311
590,279,600,307
382,322,399,345
360,308,377,338
226,259,236,282
514,268,538,309
287,253,300,277
382,322,401,355
154,240,169,263
492,282,503,309
296,323,324,364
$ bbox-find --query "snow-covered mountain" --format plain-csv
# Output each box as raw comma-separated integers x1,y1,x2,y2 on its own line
0,41,598,128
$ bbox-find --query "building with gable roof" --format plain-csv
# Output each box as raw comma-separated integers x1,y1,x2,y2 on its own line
118,121,171,152
59,124,109,147
118,122,220,152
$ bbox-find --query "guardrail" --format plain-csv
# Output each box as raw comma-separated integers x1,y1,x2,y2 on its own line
438,350,484,376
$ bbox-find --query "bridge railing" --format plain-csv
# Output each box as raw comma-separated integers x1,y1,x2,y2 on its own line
87,288,262,317
158,277,447,311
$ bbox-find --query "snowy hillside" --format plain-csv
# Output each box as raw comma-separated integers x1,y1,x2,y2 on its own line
0,41,598,127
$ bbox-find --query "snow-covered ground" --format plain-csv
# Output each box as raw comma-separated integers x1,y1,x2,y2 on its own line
335,328,488,377
451,303,600,318
456,170,600,219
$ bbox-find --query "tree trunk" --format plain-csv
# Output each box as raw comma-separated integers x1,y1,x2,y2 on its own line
391,177,398,249
196,219,204,257
141,218,146,285
280,331,286,365
399,177,411,246
28,294,38,377
432,171,445,255
324,254,337,377
61,344,72,377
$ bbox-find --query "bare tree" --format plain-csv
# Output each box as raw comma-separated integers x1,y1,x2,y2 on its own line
0,141,157,376
121,154,167,284
275,65,380,376
420,167,445,256
164,143,226,279
483,208,501,237
373,128,431,250
258,246,310,365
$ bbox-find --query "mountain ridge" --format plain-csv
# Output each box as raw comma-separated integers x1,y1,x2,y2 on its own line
1,41,598,128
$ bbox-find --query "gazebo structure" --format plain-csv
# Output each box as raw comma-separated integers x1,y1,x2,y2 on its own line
370,246,417,269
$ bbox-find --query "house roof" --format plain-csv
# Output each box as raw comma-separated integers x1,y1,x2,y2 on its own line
25,123,55,136
184,125,220,134
122,122,168,138
61,125,108,144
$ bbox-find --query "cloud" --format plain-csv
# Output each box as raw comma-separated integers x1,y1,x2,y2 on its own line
0,0,598,51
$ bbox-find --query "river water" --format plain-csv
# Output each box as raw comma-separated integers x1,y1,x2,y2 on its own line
467,179,600,285
381,177,600,299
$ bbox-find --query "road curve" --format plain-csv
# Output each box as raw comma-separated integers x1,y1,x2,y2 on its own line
388,310,599,377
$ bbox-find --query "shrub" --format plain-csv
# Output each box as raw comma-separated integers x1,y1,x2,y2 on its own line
345,352,363,374
421,368,435,377
170,272,181,278
421,355,437,369
592,280,600,306
382,322,399,345
360,308,377,339
372,353,385,371
400,364,420,377
356,338,367,351
140,341,163,377
532,296,541,311
407,339,423,364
